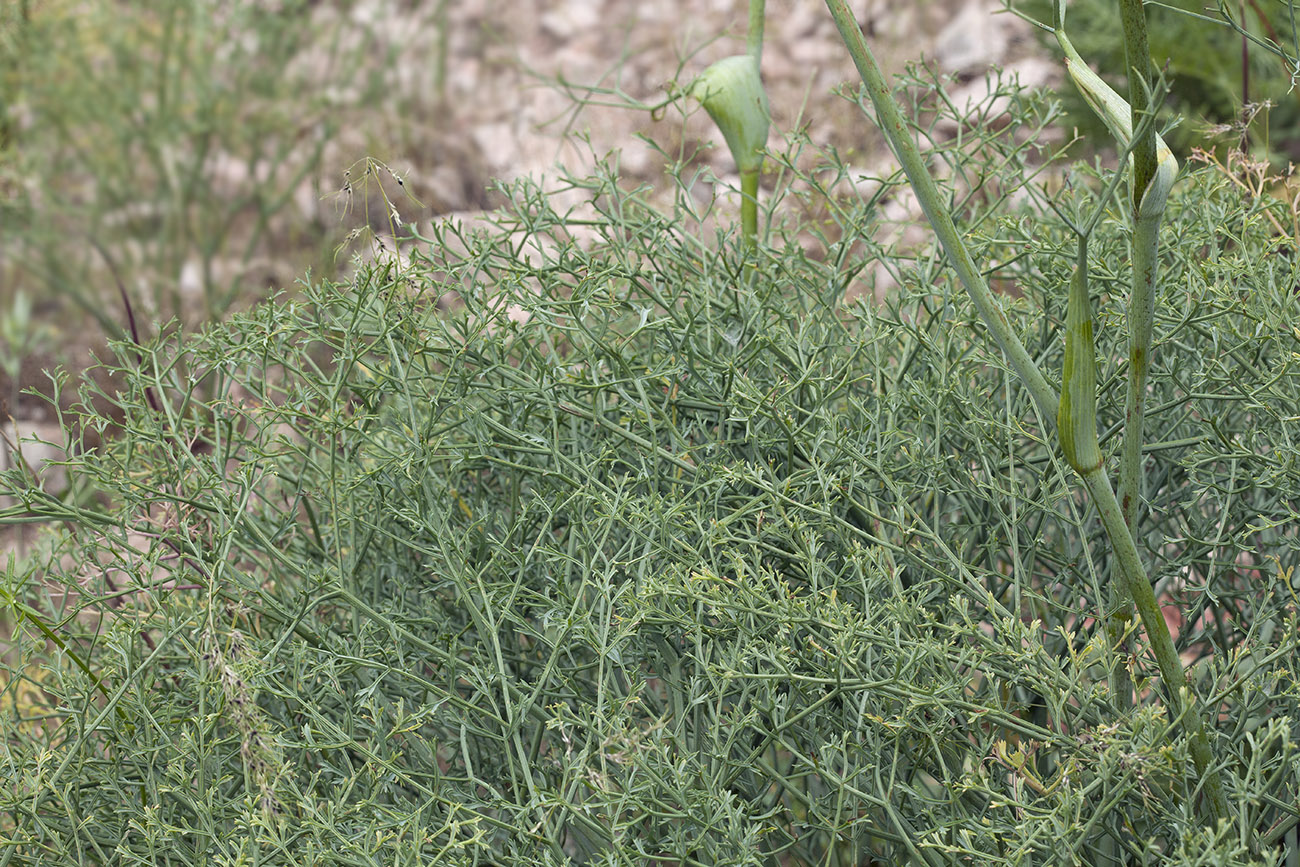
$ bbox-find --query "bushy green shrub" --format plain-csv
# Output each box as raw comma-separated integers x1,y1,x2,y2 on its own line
3,13,1300,867
0,0,415,346
5,85,1300,864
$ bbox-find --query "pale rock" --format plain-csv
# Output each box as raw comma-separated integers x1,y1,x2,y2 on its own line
179,259,204,301
293,182,324,225
426,164,474,213
541,0,603,41
207,150,250,199
935,0,1008,73
783,0,826,40
0,421,68,503
934,57,1061,137
614,141,656,178
472,123,518,173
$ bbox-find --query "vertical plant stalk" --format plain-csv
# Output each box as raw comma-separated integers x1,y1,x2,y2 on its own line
1059,2,1177,715
434,0,451,103
1058,1,1181,706
1080,465,1229,817
689,54,769,249
1120,0,1159,206
822,0,1057,419
745,0,766,243
740,161,761,245
1058,235,1228,820
747,0,766,65
823,0,1229,823
1114,0,1161,712
1117,0,1164,532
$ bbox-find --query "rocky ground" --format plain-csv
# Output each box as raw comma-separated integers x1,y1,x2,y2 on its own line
325,0,1055,222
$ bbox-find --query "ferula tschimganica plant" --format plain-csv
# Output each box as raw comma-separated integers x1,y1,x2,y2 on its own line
0,1,1298,865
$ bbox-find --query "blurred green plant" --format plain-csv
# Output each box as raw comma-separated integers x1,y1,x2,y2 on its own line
1011,0,1300,162
0,290,53,418
0,0,384,343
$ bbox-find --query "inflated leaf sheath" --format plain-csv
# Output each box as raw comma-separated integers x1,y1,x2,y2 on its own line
689,54,770,174
1058,238,1103,473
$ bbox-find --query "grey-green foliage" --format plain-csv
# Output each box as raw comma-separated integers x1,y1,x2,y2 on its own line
1,70,1298,865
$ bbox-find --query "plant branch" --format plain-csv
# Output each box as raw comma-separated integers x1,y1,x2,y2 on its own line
1080,467,1229,821
1121,0,1158,205
1116,0,1170,534
822,0,1059,422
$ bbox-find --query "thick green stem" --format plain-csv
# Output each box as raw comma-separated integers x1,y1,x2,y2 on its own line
1104,611,1135,712
1057,5,1181,724
741,167,759,248
1117,0,1161,533
746,0,765,245
1120,205,1159,528
1120,0,1158,209
1061,235,1134,712
1114,0,1172,720
822,0,1059,422
747,0,765,65
1080,467,1228,820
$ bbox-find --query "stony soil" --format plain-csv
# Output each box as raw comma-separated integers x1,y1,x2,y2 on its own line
326,0,1054,221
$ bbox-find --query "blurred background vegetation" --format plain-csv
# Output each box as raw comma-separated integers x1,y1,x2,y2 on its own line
1018,0,1300,161
2,0,1294,430
0,0,482,427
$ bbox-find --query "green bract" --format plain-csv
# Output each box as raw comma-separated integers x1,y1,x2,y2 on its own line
1057,240,1103,474
689,54,770,174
